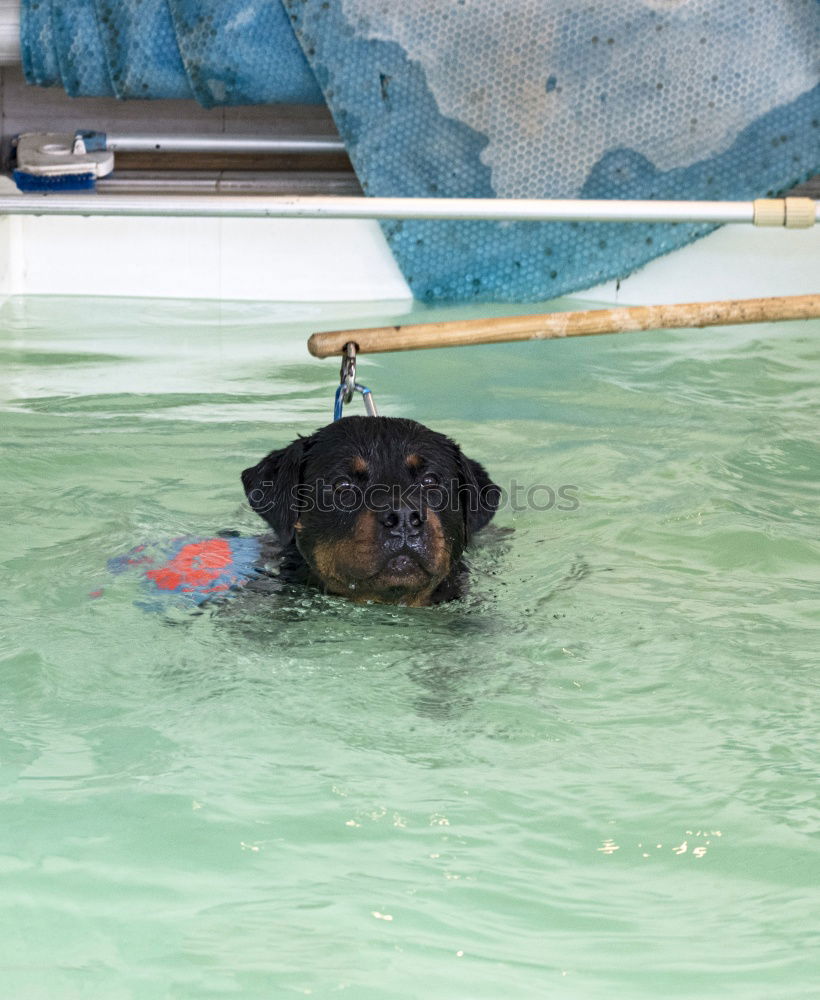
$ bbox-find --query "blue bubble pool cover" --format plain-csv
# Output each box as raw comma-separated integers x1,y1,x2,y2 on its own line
21,1,820,303
21,0,323,105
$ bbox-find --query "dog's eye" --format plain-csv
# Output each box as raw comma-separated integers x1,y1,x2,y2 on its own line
421,473,440,487
333,478,354,492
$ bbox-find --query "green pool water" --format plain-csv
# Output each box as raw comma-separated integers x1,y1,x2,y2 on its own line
1,295,818,999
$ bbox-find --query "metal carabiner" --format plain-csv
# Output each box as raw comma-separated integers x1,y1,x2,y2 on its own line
339,342,357,405
333,341,379,420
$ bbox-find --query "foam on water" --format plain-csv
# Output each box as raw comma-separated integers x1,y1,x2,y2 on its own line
1,297,818,997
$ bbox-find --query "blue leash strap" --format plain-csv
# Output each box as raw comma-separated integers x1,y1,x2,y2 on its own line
333,383,346,421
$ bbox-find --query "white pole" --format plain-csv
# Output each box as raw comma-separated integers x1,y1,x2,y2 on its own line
0,193,816,226
104,133,347,155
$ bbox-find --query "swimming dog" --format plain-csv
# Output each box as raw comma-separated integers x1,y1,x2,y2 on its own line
242,417,499,606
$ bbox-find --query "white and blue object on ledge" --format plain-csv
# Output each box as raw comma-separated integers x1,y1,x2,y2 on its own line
10,128,348,192
12,131,114,192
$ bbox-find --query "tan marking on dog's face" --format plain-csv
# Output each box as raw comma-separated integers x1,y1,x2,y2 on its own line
309,509,382,589
305,508,453,605
405,453,423,471
351,455,368,475
419,510,450,578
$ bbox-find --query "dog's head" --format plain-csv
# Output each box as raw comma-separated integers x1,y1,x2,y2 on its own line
242,416,499,605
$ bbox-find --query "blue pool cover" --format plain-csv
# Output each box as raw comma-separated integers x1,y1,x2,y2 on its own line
20,1,820,303
21,0,323,105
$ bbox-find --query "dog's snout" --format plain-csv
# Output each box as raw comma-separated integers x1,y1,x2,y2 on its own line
379,505,425,538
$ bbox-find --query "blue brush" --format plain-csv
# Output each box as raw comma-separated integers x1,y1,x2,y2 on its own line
12,130,113,192
12,169,97,192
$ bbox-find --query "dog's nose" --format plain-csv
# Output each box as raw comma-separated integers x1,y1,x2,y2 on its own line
379,505,425,538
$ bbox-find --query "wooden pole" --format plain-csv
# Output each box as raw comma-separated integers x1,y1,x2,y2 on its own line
307,293,820,358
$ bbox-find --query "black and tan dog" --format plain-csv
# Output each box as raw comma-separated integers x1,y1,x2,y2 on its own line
242,416,499,606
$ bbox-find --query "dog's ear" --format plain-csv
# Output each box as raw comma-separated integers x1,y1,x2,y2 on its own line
457,451,501,539
241,437,311,543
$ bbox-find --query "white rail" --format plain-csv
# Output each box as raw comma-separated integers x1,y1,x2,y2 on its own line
0,193,817,226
